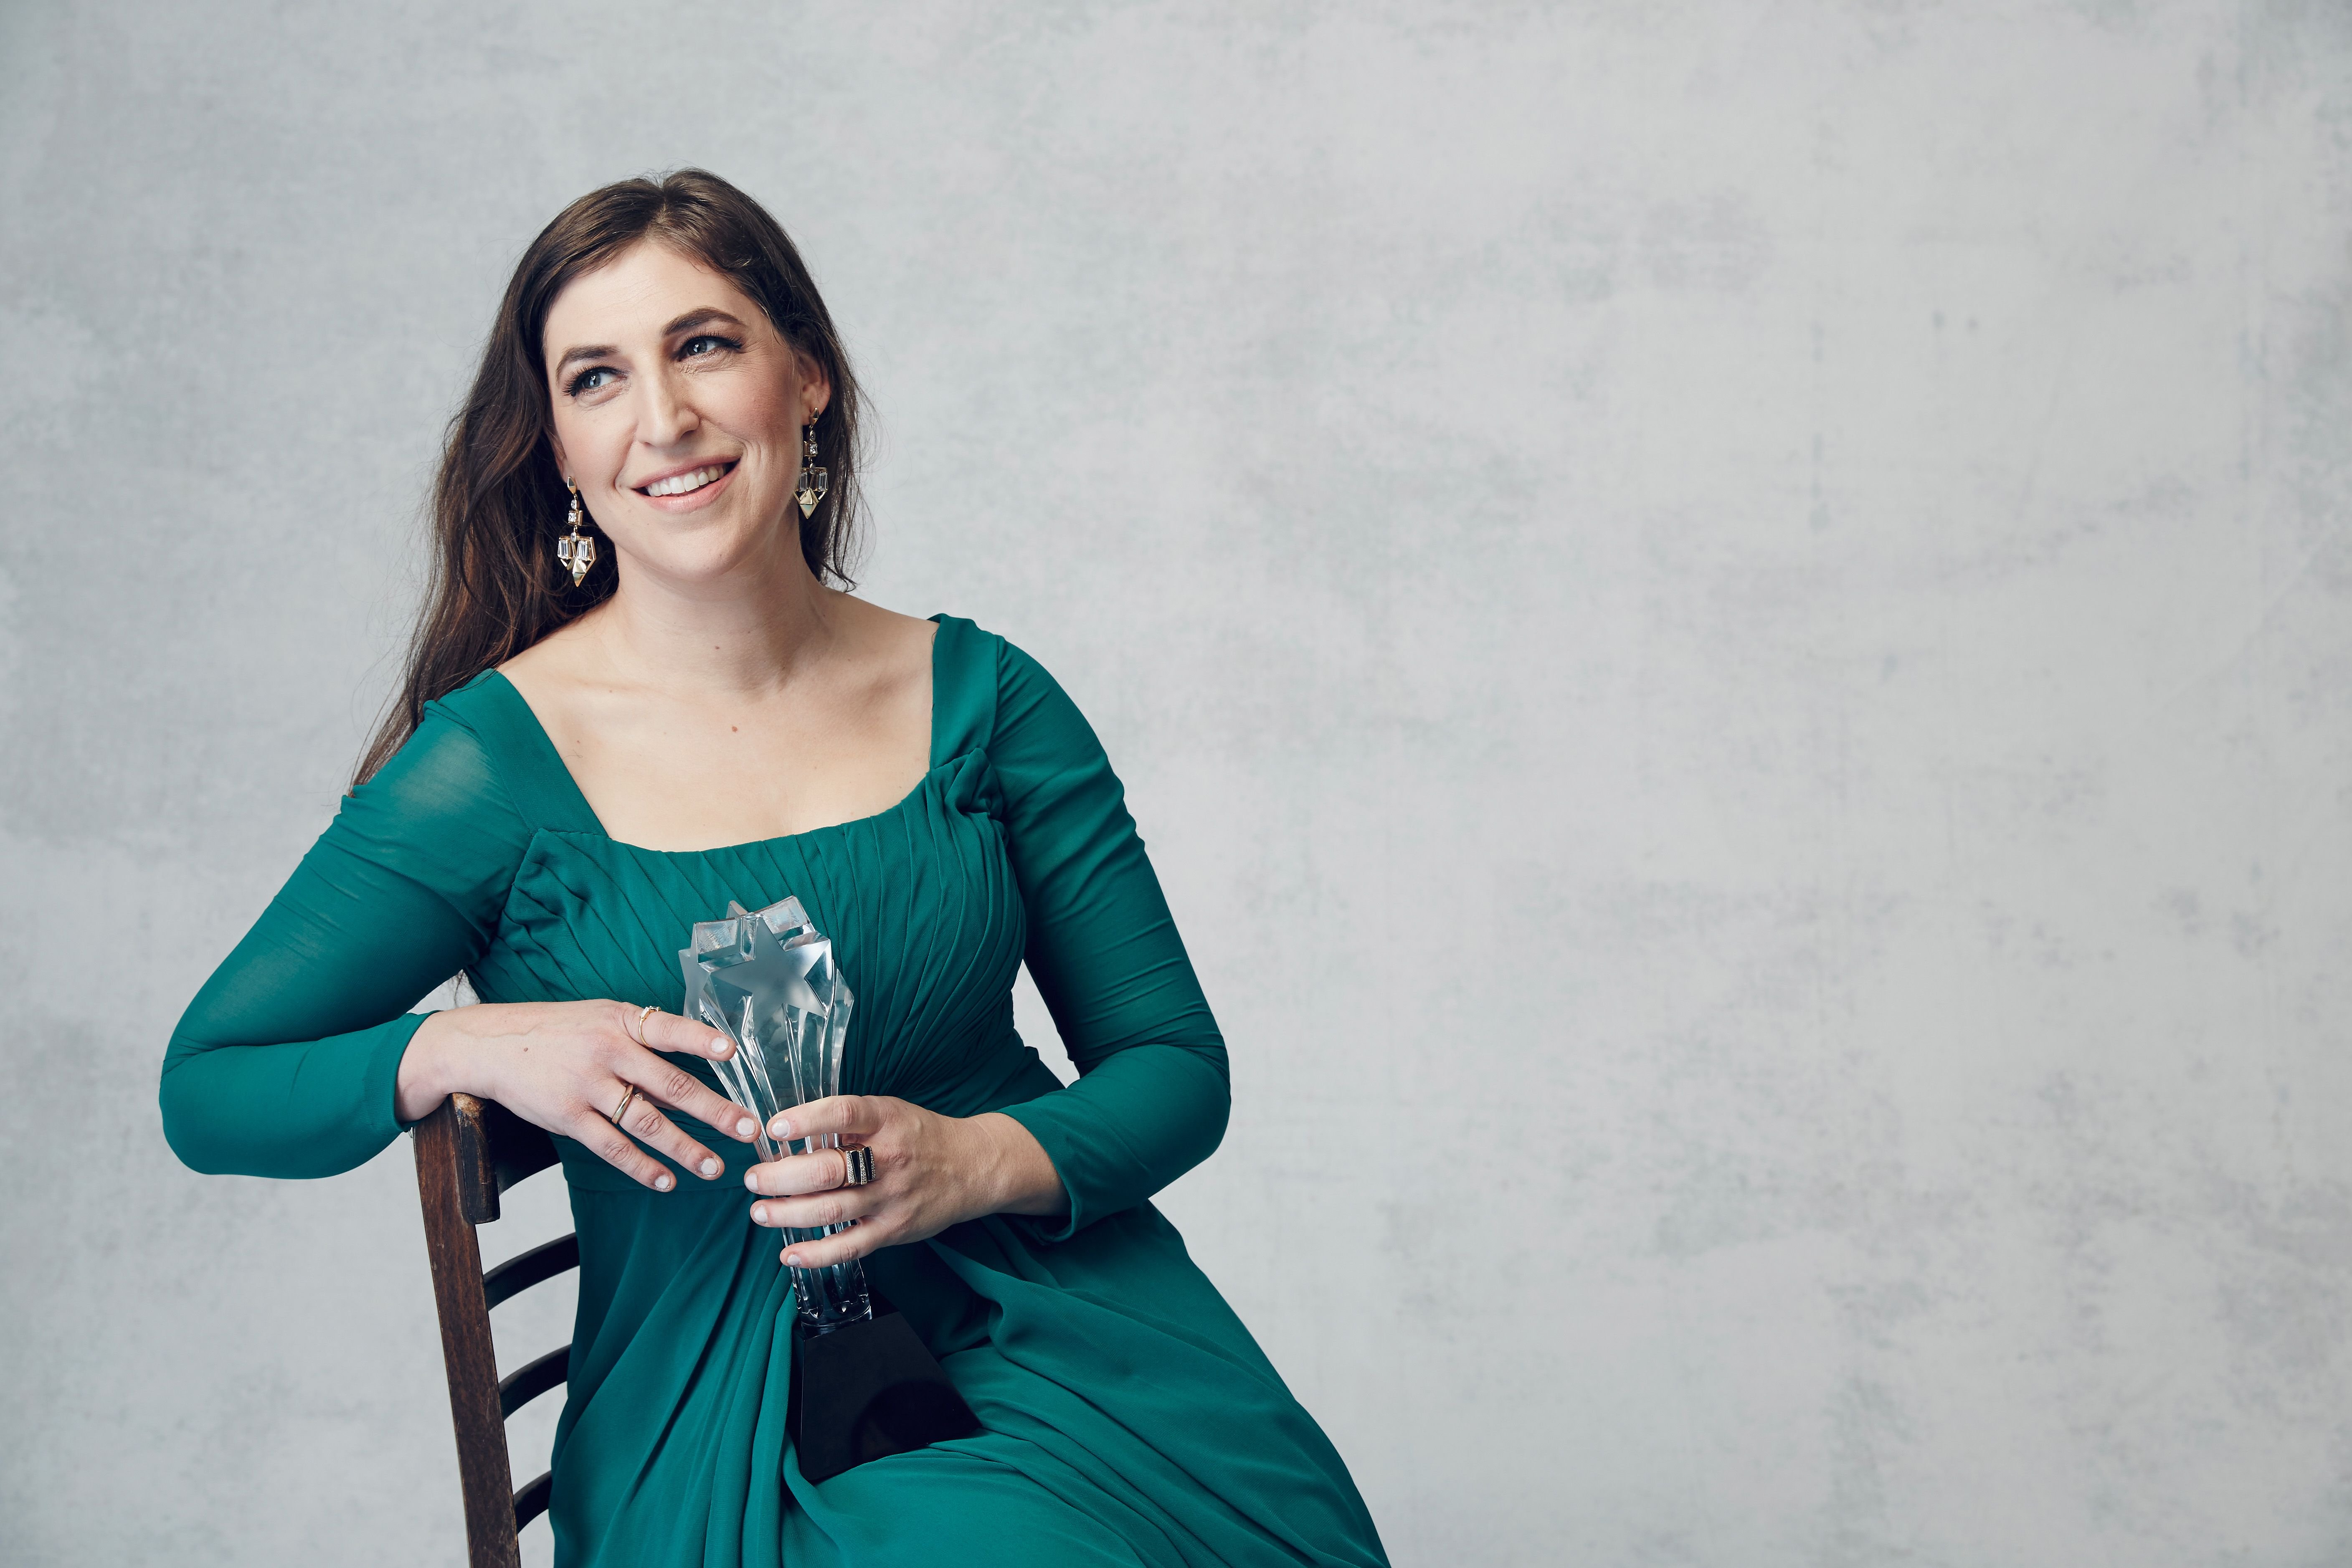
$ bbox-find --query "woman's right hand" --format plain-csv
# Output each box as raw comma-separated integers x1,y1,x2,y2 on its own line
397,1001,755,1191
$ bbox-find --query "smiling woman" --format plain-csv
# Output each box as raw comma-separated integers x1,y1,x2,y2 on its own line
349,171,869,791
156,170,1389,1568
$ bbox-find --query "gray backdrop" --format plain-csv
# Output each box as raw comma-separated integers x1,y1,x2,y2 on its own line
5,3,2349,1564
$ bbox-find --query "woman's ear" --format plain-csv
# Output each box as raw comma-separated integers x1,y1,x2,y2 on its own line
548,434,570,484
793,353,831,421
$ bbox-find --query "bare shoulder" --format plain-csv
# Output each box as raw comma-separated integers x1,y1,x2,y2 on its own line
828,590,937,645
490,613,612,760
494,614,597,705
825,591,938,681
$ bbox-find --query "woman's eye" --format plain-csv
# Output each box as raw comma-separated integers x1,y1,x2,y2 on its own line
567,366,616,396
681,334,740,359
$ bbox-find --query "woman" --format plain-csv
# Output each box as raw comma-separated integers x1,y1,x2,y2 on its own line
159,169,1389,1568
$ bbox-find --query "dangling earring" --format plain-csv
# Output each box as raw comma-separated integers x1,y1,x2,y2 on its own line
557,479,596,586
795,414,830,520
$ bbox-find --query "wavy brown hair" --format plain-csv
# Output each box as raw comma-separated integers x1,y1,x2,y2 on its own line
354,168,864,786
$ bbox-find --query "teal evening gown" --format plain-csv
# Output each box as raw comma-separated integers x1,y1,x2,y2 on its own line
160,615,1389,1568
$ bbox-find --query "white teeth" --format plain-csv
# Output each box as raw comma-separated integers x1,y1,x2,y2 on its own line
644,464,725,497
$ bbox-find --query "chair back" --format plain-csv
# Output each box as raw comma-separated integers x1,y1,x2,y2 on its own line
414,1092,575,1568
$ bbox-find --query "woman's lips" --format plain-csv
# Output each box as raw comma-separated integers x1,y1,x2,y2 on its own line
633,460,739,513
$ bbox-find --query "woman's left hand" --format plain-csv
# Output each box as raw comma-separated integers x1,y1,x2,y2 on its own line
743,1095,1064,1267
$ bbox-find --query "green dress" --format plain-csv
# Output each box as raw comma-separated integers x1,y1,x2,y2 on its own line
160,615,1389,1568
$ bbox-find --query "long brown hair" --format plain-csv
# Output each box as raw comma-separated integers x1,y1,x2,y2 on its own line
354,168,864,786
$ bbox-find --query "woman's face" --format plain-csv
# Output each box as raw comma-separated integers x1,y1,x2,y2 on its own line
541,240,825,588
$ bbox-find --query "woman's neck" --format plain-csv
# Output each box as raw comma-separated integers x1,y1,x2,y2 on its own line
573,540,839,701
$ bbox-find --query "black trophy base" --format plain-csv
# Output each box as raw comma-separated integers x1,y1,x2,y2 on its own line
788,1305,980,1484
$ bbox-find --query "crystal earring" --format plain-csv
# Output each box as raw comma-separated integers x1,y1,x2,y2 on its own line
557,480,596,586
795,415,829,520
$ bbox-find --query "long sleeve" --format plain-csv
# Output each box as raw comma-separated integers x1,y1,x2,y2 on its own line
987,639,1231,1241
160,702,532,1178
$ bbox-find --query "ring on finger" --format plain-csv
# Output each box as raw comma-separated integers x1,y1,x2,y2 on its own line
610,1084,641,1125
840,1144,876,1187
625,1003,656,1044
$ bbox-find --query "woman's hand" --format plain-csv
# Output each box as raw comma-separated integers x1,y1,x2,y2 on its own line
742,1097,1064,1267
398,1001,757,1191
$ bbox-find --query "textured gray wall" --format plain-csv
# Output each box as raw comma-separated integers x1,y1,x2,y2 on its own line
5,3,2350,1564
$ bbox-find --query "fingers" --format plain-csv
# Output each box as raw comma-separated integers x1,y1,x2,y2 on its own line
766,1094,875,1146
748,1184,876,1235
630,1005,738,1063
629,1054,758,1145
745,1104,892,1264
778,1223,876,1272
742,1146,859,1199
475,1000,759,1192
612,1089,732,1182
567,1107,682,1193
620,1007,756,1142
566,1081,726,1191
743,1140,879,1253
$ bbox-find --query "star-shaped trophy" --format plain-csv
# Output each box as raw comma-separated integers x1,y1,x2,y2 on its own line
680,895,978,1482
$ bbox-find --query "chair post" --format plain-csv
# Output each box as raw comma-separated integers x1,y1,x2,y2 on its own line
416,1097,524,1568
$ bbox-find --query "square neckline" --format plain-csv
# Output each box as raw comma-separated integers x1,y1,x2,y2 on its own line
479,612,951,858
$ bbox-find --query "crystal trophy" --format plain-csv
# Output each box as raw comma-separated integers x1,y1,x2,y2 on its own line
682,895,870,1330
679,895,978,1480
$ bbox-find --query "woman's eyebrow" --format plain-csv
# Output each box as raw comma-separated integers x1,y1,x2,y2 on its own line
663,307,750,338
553,341,616,375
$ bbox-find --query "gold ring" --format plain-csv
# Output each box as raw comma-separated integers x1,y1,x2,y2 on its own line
610,1084,641,1125
626,1003,656,1044
840,1144,876,1187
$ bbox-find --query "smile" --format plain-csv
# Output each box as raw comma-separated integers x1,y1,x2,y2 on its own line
637,462,735,498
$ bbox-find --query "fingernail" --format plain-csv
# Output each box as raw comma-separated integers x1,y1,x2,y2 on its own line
713,1036,734,1056
751,1204,766,1224
743,1169,758,1191
783,1252,803,1268
699,1157,719,1178
655,1173,674,1191
770,1116,793,1139
736,1117,755,1138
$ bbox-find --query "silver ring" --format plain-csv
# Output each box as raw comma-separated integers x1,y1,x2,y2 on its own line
840,1145,875,1187
609,1084,641,1125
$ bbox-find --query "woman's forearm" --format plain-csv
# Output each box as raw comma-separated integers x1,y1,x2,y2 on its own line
160,1016,430,1179
969,1111,1066,1217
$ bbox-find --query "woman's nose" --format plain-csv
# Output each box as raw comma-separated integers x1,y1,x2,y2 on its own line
639,367,701,446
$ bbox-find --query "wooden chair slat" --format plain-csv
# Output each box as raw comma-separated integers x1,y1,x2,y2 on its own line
514,1470,554,1531
484,1232,580,1311
498,1344,572,1420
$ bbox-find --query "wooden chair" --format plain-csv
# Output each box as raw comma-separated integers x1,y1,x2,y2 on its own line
414,1093,577,1568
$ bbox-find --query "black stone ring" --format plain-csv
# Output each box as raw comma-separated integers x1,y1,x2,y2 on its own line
840,1144,876,1187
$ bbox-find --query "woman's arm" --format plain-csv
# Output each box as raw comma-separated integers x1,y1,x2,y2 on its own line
161,708,521,1177
160,705,753,1186
985,636,1230,1240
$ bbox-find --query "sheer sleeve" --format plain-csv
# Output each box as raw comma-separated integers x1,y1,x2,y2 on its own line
159,701,532,1178
987,638,1231,1242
